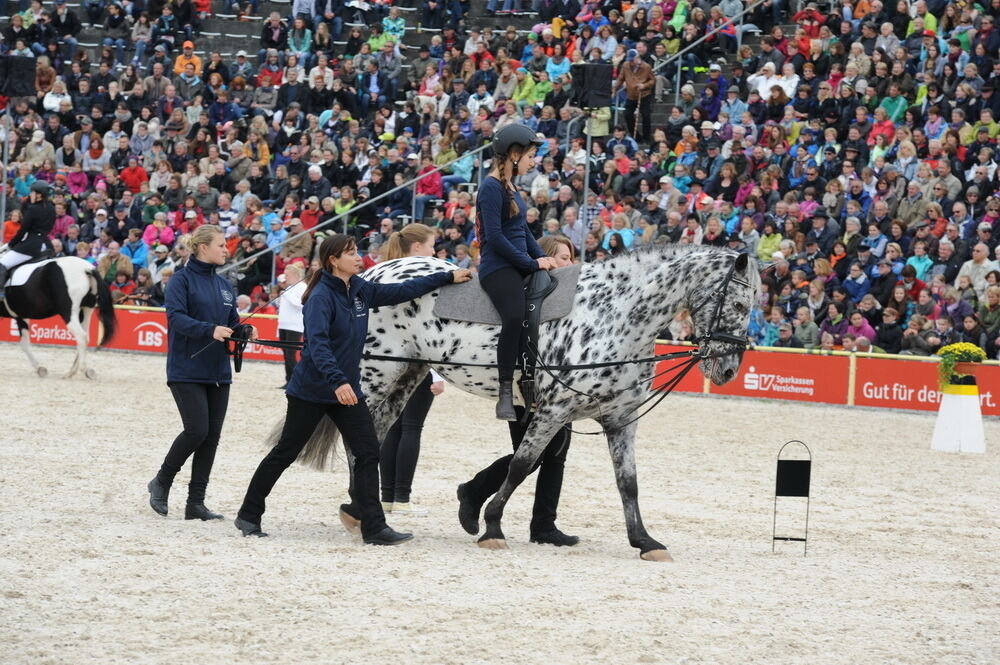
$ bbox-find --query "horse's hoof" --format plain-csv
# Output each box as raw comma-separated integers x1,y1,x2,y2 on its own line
640,549,674,562
36,367,48,378
338,507,361,536
477,538,509,550
84,368,97,380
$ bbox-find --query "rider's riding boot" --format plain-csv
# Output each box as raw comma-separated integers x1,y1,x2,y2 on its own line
0,264,9,299
496,381,517,421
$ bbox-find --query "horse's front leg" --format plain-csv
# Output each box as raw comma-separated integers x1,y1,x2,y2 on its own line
479,412,565,550
16,320,47,377
604,419,672,562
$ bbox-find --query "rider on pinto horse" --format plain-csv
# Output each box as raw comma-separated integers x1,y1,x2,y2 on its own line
0,181,56,299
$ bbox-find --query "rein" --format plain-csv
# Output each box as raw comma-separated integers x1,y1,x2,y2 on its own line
218,256,753,433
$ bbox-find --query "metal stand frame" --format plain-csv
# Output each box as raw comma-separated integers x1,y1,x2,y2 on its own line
772,439,811,555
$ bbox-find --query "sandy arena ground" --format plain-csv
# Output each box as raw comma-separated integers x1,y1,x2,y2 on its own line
0,344,997,665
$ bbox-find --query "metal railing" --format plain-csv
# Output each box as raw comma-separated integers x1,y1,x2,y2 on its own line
220,142,492,276
657,0,766,107
613,0,766,125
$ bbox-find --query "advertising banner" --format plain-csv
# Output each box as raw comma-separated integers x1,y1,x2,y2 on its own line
706,350,850,405
0,316,83,347
854,356,1000,416
0,309,286,363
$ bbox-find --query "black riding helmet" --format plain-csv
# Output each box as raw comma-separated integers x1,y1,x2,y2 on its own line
492,124,544,158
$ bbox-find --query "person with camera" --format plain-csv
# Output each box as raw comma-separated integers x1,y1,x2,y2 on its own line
147,225,257,522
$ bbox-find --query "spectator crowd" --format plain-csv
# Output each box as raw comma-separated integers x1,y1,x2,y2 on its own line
4,0,1000,359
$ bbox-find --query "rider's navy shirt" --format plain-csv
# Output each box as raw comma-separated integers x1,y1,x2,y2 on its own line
286,269,454,405
475,176,545,279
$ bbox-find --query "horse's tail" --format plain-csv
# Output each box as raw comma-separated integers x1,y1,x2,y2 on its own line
88,267,117,346
263,414,344,471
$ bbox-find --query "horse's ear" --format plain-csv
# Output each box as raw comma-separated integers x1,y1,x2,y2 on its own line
735,252,749,273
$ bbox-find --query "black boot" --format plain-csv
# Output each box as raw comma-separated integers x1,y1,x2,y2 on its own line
496,381,517,421
185,503,224,520
234,517,268,537
456,482,484,535
530,527,580,547
363,526,413,545
147,477,170,516
0,264,9,299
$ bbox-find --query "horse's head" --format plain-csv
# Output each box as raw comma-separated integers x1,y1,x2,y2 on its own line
687,252,761,385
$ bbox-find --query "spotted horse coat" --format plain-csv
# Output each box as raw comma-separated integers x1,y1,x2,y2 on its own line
309,244,761,560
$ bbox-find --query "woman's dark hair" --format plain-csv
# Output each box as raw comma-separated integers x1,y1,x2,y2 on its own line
302,234,357,304
608,232,625,255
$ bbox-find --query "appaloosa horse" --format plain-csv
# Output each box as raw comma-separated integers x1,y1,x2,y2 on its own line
296,244,760,560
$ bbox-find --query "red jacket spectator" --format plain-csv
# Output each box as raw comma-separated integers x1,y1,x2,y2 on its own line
416,165,443,198
121,164,149,193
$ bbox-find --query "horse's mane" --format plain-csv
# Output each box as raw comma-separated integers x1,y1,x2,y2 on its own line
600,242,741,265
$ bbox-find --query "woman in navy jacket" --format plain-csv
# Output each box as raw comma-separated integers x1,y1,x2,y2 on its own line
476,124,558,421
148,225,258,521
235,234,471,544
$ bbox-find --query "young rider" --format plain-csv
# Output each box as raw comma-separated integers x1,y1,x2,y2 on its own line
0,181,56,298
476,124,557,420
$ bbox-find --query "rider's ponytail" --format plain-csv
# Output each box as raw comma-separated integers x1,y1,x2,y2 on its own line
383,223,435,261
302,234,357,304
493,152,520,218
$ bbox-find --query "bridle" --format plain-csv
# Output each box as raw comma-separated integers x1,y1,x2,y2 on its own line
686,258,753,356
211,257,754,433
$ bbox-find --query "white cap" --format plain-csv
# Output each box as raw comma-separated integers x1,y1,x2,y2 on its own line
407,153,419,159
236,50,248,57
96,209,107,216
185,210,197,218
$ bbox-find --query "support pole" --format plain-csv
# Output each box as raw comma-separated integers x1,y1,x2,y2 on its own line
581,118,592,261
0,114,10,234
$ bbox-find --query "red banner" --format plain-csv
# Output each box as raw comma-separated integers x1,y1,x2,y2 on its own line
7,310,1000,416
652,343,705,393
854,356,1000,416
0,308,285,363
707,350,851,405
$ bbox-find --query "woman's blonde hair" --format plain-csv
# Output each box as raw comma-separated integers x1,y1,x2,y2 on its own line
189,225,224,256
383,223,436,260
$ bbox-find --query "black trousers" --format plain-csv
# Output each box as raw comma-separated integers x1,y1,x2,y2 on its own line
238,395,387,538
463,406,571,534
380,372,435,503
157,382,231,504
278,328,303,382
624,94,652,144
480,266,525,382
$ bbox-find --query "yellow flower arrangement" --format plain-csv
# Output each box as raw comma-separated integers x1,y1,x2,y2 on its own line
936,342,987,388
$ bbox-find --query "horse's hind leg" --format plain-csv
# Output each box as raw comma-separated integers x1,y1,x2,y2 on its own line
604,420,671,562
79,308,96,379
479,411,566,549
368,362,428,441
63,305,89,379
16,321,47,377
341,362,427,533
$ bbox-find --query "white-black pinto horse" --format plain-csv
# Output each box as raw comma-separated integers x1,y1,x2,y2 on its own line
299,244,760,561
0,256,117,378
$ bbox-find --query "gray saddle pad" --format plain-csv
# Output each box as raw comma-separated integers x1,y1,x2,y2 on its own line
433,264,582,325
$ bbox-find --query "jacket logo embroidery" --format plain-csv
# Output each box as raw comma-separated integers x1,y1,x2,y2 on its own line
221,290,233,305
354,297,366,317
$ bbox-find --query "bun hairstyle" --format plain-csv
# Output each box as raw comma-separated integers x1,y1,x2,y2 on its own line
189,224,224,257
383,223,436,260
302,233,357,304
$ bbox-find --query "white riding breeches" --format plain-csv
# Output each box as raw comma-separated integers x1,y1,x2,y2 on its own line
0,249,33,270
